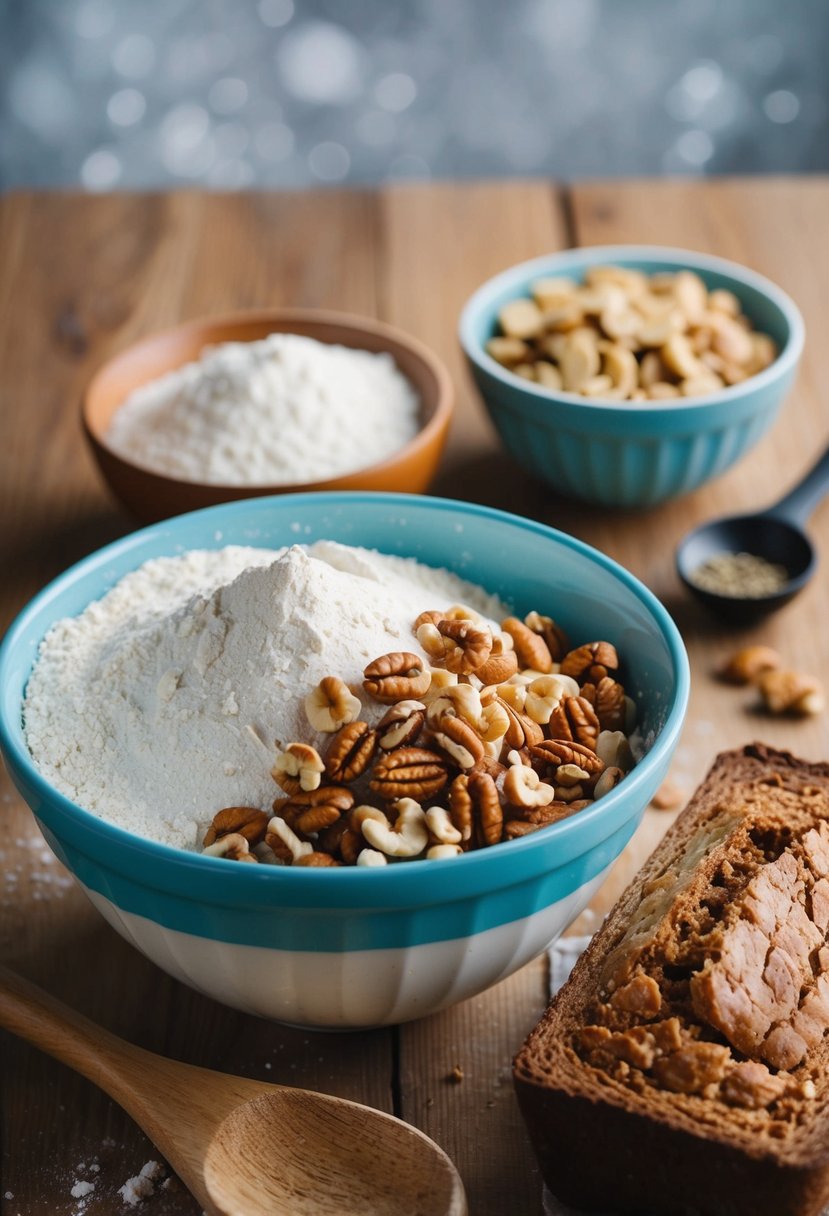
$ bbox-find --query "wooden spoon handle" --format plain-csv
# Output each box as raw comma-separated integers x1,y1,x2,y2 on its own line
0,962,146,1104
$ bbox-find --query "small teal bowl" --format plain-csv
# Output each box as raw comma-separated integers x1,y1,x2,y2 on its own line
0,493,689,1028
459,245,805,508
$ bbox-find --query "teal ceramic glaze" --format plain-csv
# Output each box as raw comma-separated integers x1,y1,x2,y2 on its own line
0,493,689,1025
459,246,805,507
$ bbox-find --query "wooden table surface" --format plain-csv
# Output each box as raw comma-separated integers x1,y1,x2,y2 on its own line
2,178,829,1215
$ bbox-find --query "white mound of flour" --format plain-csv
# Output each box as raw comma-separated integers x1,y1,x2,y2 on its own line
106,333,420,485
24,542,504,851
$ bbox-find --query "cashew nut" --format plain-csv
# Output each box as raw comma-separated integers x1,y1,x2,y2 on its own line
416,621,445,659
594,766,625,799
266,816,313,863
361,798,429,858
202,833,257,862
598,341,638,400
498,298,544,340
559,329,600,392
524,674,579,725
479,699,510,742
426,683,482,728
503,764,555,809
356,849,388,867
596,730,634,772
660,333,705,381
426,844,463,860
425,805,463,845
556,762,590,788
420,668,458,705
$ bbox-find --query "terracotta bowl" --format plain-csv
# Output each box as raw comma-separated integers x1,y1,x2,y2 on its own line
82,309,454,522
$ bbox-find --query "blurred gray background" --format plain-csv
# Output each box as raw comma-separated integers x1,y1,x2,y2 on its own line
1,0,826,190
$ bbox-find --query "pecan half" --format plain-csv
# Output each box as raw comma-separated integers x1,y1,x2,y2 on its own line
469,770,503,847
507,801,584,832
496,696,544,750
503,763,556,809
369,747,448,801
413,609,444,632
431,714,486,771
475,642,519,686
547,695,600,751
273,785,355,836
437,619,493,675
523,611,569,663
448,771,502,848
325,721,378,783
203,806,269,848
363,652,431,703
559,641,619,684
294,851,341,867
580,676,626,732
501,616,553,673
377,700,426,750
503,819,542,839
530,739,605,777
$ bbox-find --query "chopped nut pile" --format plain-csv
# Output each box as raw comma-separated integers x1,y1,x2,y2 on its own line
486,265,777,401
200,605,640,867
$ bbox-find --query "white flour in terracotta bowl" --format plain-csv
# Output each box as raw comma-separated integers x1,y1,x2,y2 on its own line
105,334,420,485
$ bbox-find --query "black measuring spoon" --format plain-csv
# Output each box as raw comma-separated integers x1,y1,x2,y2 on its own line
676,443,829,623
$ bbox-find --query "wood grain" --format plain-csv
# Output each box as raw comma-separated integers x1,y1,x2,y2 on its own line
2,180,829,1215
0,189,392,1216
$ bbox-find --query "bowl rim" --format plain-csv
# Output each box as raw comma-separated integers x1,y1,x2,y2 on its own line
458,244,805,413
0,491,690,899
82,307,454,490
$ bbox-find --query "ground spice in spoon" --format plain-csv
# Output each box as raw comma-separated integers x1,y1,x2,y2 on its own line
690,551,789,599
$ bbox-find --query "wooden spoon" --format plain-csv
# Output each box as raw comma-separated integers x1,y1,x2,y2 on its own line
0,964,466,1215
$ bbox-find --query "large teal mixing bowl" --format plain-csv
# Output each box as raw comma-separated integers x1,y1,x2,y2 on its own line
0,493,689,1027
460,245,804,507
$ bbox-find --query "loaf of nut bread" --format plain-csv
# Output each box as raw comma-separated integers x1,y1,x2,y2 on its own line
514,744,829,1216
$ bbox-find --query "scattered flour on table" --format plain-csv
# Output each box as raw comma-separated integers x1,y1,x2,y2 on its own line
105,333,420,485
24,542,505,852
118,1160,164,1206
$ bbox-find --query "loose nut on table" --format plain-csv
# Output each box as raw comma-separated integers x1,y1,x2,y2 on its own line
717,645,782,685
758,669,825,717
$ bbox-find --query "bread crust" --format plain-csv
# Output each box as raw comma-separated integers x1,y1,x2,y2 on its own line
514,745,829,1216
